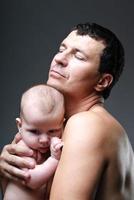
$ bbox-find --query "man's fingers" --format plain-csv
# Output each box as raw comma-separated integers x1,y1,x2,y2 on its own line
6,154,35,169
6,143,34,157
5,164,30,180
0,154,31,181
0,141,35,184
13,133,22,144
2,169,29,184
1,146,35,170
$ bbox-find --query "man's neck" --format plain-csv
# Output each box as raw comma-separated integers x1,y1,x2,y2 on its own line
64,94,104,119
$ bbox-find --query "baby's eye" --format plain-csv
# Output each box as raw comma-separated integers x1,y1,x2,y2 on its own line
48,129,56,136
48,129,61,136
29,129,40,134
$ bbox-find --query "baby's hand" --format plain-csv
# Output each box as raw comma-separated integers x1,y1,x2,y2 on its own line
50,137,63,160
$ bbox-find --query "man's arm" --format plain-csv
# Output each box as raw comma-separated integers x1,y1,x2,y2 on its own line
50,112,109,200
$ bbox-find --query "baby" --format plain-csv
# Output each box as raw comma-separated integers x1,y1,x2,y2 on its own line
3,84,65,200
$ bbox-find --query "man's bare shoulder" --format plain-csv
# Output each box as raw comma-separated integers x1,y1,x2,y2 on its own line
63,106,125,156
66,106,124,137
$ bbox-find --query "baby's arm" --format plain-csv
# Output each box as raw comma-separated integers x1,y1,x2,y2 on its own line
26,137,63,189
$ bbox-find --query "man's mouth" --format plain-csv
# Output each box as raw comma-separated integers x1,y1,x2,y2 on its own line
50,69,66,78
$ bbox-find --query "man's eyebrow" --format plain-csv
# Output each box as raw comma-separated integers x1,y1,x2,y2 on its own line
60,43,66,47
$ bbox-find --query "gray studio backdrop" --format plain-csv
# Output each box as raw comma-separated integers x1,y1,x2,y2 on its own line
1,0,134,198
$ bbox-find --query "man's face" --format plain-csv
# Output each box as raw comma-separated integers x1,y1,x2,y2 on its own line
47,31,105,98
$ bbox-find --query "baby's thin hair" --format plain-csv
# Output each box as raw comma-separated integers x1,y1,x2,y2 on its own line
20,84,64,118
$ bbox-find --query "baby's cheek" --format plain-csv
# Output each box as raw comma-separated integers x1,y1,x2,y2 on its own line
25,138,38,150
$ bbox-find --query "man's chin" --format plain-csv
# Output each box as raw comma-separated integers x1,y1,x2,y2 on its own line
47,79,60,90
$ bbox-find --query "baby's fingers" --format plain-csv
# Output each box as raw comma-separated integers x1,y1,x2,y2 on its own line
54,142,64,151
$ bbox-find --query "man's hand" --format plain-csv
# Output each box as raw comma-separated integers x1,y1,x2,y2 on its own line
0,133,35,184
50,137,63,160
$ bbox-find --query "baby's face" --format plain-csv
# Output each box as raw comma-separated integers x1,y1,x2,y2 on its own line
20,111,64,153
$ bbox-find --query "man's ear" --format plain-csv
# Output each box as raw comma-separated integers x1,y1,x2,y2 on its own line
95,73,113,92
16,117,22,132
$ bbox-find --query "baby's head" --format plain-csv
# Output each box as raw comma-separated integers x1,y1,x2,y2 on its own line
16,84,65,153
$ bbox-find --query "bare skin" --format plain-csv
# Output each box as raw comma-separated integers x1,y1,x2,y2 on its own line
47,31,134,199
0,30,134,199
2,85,64,200
50,106,134,200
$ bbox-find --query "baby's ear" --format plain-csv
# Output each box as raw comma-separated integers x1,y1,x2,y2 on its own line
16,117,22,132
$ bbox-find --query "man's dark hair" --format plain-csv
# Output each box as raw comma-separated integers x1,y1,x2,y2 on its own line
73,22,125,99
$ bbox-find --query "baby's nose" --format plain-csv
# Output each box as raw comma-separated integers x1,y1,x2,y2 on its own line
39,134,50,146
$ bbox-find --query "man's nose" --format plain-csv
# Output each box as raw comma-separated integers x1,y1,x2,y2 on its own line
39,134,50,146
54,51,69,67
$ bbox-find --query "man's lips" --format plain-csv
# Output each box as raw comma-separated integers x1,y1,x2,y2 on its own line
50,69,66,78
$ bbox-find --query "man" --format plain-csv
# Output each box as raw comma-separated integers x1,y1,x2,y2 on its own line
0,22,134,199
